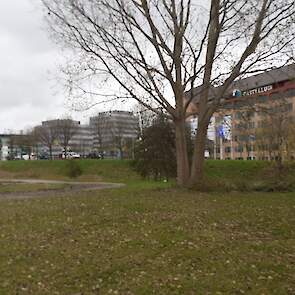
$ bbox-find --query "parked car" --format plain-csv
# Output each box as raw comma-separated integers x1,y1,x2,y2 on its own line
69,152,80,159
22,154,30,160
6,154,19,160
22,153,37,160
38,152,50,160
86,152,104,159
62,152,80,159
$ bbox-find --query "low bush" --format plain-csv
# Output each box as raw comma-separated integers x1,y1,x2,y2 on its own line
251,180,295,192
193,177,295,193
64,160,83,178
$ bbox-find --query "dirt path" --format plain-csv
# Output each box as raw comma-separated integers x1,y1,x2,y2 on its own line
0,179,125,200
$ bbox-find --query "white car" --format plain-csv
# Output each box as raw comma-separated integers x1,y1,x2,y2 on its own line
22,153,37,160
69,152,80,159
62,152,80,159
22,154,30,160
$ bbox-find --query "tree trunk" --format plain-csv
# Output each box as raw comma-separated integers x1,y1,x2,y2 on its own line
64,146,67,159
49,146,53,160
174,119,190,186
190,120,209,185
119,146,123,159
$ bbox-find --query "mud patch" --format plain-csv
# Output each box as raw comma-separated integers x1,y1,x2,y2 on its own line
0,179,124,200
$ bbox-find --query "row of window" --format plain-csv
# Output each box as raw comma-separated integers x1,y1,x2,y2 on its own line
224,146,250,153
233,135,255,142
219,143,283,154
216,146,246,153
217,157,256,160
235,121,256,129
220,155,295,161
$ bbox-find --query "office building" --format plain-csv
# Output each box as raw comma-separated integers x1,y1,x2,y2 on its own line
90,111,138,158
187,64,295,160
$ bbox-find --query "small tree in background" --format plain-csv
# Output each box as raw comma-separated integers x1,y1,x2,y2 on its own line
92,115,107,153
255,99,294,167
34,125,59,159
133,115,177,180
7,136,17,159
56,119,78,159
109,122,125,160
12,131,38,159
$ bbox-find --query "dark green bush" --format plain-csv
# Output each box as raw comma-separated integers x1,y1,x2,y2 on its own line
132,115,177,180
132,112,196,181
65,160,83,178
251,180,295,192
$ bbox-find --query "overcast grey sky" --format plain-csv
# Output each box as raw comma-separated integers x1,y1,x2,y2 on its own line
0,0,108,133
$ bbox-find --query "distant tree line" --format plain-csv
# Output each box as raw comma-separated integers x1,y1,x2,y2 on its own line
7,119,77,160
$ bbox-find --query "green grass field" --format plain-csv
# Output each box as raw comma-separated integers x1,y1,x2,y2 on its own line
0,159,139,183
1,159,294,191
0,160,294,294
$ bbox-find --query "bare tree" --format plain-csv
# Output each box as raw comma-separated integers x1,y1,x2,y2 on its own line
286,117,295,160
34,125,59,159
134,104,157,136
56,119,78,159
7,135,17,160
24,129,39,159
255,98,294,166
0,139,2,160
42,0,295,185
109,121,127,159
92,115,108,153
11,131,38,159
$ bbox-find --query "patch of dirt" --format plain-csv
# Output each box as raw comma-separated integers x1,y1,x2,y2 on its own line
0,179,124,201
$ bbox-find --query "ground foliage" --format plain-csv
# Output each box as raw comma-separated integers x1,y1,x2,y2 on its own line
1,159,295,192
0,186,294,294
0,160,294,293
64,160,83,178
0,159,138,183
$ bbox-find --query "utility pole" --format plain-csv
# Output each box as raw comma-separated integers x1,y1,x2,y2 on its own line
220,136,224,160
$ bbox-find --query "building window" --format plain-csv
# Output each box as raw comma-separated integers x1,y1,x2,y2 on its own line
235,112,242,119
258,96,267,103
225,146,231,153
235,146,243,153
286,103,293,112
285,89,295,98
270,92,281,100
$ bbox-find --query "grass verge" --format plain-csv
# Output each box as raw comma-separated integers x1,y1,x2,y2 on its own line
0,160,294,293
0,186,294,294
